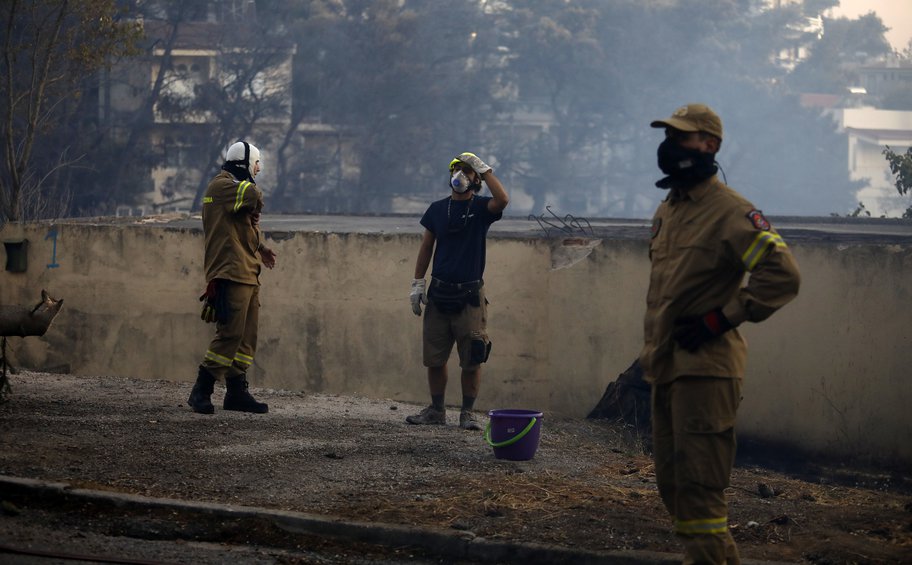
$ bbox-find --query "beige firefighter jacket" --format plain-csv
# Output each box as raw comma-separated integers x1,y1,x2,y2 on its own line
202,171,264,285
639,175,801,385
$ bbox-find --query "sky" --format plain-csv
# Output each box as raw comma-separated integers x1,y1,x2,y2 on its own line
828,0,912,52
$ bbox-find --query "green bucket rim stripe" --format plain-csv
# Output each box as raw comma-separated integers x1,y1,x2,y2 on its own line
484,416,537,448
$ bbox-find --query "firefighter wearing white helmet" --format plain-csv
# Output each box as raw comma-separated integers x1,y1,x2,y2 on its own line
188,140,277,415
407,152,509,430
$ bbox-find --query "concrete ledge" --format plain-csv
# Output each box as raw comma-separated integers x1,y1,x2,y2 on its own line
0,475,792,565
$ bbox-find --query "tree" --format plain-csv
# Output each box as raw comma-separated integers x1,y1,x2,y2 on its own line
880,84,912,111
0,0,140,224
883,146,912,218
492,0,619,214
285,0,495,213
902,38,912,61
182,40,294,211
89,1,191,214
4,0,872,219
485,0,861,217
787,13,892,94
802,0,838,16
252,0,374,213
129,1,295,212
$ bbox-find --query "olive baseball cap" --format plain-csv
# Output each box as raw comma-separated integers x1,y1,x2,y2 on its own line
651,103,723,140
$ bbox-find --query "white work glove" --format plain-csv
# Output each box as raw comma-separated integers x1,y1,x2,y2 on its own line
410,278,427,316
456,153,492,175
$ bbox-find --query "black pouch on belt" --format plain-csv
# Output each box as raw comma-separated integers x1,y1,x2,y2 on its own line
428,280,481,314
470,338,492,364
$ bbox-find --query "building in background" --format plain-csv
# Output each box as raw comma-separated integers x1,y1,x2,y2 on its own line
841,108,912,216
99,0,357,217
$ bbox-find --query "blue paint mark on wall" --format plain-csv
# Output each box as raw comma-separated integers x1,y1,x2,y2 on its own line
45,228,60,269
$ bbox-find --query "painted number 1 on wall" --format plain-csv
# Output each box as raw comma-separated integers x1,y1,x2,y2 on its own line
45,228,60,269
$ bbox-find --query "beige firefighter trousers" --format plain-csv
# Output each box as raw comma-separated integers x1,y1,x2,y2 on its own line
201,281,259,381
652,376,742,565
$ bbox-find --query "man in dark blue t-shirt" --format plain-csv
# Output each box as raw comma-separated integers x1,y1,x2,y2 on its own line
407,152,509,430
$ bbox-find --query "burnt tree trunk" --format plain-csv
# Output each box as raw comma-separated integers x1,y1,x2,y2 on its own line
587,359,652,449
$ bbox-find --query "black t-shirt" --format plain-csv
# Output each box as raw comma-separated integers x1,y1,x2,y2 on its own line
420,194,502,283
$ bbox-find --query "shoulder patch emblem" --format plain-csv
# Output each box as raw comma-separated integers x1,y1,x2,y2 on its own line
746,209,770,231
651,217,662,239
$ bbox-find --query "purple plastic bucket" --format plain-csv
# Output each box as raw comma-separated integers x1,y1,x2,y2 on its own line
485,409,543,461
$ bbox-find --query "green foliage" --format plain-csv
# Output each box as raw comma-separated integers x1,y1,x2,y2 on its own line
883,146,912,218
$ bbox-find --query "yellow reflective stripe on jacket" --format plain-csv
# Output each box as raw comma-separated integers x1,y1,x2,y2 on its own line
741,232,787,271
675,516,728,535
234,353,253,366
203,196,213,204
205,350,233,367
234,180,252,213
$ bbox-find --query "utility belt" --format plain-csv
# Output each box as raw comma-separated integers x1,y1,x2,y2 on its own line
428,278,483,314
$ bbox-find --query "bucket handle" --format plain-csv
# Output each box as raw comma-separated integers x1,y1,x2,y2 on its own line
484,417,537,448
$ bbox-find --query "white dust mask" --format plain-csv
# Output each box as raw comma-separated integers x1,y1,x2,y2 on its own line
450,170,471,193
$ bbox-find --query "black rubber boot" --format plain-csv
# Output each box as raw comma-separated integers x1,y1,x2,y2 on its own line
224,375,268,413
187,366,216,414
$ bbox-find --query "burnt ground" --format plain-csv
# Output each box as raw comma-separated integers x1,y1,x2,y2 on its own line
0,371,910,564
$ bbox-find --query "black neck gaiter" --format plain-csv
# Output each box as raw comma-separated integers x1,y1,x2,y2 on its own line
655,138,718,190
222,161,254,183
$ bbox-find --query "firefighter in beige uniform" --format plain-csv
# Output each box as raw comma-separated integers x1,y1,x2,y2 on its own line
188,141,277,415
640,104,800,564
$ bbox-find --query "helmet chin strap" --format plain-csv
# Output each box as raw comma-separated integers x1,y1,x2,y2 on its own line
222,141,254,182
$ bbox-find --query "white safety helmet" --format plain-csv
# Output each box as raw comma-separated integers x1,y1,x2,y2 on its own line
225,141,261,177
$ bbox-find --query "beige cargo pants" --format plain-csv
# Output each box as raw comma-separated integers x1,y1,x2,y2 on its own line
202,281,259,381
652,376,742,565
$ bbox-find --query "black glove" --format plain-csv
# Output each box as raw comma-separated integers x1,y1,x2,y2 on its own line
672,308,733,352
199,280,229,324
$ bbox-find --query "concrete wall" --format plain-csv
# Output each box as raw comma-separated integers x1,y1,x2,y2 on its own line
1,220,910,466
